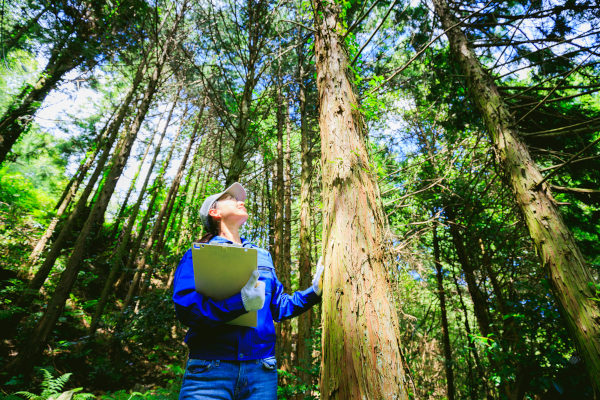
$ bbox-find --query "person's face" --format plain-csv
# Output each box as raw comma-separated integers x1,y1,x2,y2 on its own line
209,193,248,227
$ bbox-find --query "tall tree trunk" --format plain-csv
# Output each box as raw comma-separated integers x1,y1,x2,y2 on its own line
296,53,314,387
23,108,118,277
0,39,85,164
88,95,178,334
8,39,171,374
447,208,511,397
446,208,493,340
433,0,600,390
278,97,293,375
312,1,410,398
164,143,203,289
433,223,455,400
273,76,288,370
124,107,202,308
223,0,265,185
109,128,157,238
480,239,528,400
21,61,147,299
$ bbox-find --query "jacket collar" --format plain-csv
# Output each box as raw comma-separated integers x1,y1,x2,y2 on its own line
210,235,250,246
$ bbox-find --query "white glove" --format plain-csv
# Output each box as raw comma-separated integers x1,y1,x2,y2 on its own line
312,257,324,296
241,269,265,311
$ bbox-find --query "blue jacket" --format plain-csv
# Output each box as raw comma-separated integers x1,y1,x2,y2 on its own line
172,235,321,360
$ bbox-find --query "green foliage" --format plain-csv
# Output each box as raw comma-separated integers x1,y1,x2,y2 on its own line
10,369,94,400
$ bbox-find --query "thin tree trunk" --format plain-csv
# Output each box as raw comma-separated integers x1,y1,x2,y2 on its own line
480,239,528,400
164,138,204,287
312,1,410,397
433,223,455,400
296,53,314,387
450,263,490,400
273,64,287,367
278,97,293,374
447,208,493,339
109,128,157,238
88,94,179,334
124,107,202,308
433,0,600,390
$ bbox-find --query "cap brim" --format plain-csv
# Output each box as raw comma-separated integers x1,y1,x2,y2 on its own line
222,182,247,202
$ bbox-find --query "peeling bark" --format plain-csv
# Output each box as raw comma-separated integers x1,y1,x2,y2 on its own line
312,1,410,397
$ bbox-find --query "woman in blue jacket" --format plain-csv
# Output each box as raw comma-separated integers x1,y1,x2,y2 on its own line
173,182,324,400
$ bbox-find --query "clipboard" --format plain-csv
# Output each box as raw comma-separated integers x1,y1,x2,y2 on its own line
191,242,259,327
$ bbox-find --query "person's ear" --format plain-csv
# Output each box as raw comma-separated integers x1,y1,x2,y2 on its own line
208,208,220,220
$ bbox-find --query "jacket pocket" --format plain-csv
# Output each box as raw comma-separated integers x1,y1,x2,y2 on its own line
261,356,277,371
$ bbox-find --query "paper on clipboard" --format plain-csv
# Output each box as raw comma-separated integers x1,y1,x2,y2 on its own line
191,242,258,327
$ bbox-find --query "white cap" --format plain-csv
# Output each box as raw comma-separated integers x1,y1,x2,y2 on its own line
199,182,247,231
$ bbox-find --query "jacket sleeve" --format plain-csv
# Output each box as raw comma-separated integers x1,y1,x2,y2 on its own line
268,253,321,322
172,249,247,328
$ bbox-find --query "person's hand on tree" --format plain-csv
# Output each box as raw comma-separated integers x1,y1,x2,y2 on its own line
312,257,324,296
241,269,265,311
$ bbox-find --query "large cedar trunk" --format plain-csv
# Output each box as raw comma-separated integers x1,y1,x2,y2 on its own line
312,1,410,398
433,0,600,390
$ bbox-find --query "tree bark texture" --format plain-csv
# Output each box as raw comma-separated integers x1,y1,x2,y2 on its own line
312,1,410,398
433,0,600,390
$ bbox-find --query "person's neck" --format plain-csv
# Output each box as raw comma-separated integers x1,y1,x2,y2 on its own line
218,223,242,245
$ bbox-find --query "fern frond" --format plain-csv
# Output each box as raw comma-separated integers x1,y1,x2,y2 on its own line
13,391,41,400
42,372,72,397
40,370,72,398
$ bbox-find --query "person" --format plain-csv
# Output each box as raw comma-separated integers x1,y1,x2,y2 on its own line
173,182,324,400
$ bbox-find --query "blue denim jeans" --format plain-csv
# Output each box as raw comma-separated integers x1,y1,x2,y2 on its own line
178,357,278,400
